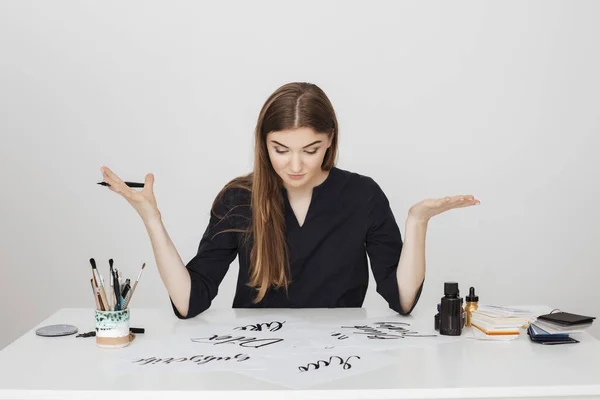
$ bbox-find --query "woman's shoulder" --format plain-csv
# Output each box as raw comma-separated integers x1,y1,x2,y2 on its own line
212,174,252,214
333,167,386,196
333,168,395,223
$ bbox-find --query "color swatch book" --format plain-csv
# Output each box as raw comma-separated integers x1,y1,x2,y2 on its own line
470,305,535,339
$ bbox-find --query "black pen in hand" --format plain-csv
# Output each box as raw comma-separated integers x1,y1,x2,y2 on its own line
97,181,145,188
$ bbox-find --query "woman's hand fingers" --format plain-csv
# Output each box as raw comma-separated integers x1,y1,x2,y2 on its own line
427,194,480,216
99,166,161,222
454,194,479,208
100,166,134,198
409,194,480,222
142,173,155,195
101,166,124,186
439,195,479,210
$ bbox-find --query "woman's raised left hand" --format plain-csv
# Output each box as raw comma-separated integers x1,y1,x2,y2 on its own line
408,194,480,223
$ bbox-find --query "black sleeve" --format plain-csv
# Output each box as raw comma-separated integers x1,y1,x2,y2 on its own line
364,178,424,315
171,189,241,319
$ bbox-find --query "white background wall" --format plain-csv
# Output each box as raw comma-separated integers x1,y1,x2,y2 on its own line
1,0,599,350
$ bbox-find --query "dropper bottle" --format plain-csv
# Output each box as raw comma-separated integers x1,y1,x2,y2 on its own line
465,287,479,327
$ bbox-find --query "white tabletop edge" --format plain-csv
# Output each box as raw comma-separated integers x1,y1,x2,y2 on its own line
3,385,600,400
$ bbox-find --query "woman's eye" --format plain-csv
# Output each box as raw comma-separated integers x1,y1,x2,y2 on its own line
274,148,317,155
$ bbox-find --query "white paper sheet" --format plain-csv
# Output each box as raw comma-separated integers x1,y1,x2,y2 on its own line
107,339,267,373
307,316,462,350
105,315,463,378
172,314,334,355
236,348,397,389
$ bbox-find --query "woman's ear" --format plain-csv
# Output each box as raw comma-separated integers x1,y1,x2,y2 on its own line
327,129,334,148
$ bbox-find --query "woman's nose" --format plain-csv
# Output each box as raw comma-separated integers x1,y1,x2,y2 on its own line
290,153,302,173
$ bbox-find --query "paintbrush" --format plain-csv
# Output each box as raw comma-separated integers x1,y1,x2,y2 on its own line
123,262,145,309
109,259,121,311
89,258,108,311
90,278,101,310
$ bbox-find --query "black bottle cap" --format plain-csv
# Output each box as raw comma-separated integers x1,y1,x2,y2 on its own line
466,286,479,302
444,282,459,295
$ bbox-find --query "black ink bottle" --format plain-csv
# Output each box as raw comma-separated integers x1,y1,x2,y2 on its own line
439,282,463,336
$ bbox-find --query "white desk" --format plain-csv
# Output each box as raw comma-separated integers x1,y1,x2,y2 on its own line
1,306,600,400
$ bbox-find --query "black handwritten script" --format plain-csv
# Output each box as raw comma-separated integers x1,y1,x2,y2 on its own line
234,320,285,332
340,321,437,340
330,332,349,340
132,353,251,367
298,355,361,372
190,334,284,348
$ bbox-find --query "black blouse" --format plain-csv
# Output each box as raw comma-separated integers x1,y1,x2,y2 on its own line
171,167,423,318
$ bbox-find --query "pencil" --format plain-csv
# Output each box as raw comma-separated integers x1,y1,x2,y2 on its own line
123,262,145,309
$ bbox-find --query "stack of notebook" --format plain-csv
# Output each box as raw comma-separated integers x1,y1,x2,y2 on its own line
470,305,535,340
528,311,596,345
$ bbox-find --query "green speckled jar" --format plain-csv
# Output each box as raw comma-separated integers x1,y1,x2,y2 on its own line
95,309,130,348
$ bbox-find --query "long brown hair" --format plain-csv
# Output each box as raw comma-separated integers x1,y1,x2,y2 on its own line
212,82,339,303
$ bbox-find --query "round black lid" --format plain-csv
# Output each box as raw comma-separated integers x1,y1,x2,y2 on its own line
444,282,459,295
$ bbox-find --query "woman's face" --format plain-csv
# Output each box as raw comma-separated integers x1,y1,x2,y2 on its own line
267,127,333,190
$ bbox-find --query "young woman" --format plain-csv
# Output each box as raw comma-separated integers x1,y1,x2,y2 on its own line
100,82,479,319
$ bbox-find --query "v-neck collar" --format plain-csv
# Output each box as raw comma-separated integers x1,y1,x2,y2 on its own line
281,167,337,229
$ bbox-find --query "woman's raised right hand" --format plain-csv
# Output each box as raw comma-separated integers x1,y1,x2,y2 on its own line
100,166,161,223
